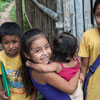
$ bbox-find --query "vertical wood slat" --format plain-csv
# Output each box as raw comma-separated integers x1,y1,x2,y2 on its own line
24,0,95,44
75,0,84,43
69,0,76,37
63,0,71,32
92,0,97,27
84,0,92,30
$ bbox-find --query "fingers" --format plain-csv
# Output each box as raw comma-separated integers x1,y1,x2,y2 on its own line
0,90,10,100
26,60,31,67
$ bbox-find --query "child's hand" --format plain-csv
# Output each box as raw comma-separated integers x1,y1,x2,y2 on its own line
80,73,85,88
26,60,58,72
0,90,10,100
26,60,31,67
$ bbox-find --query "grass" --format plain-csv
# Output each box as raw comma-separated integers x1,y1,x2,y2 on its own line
0,0,30,31
9,0,30,32
0,0,13,12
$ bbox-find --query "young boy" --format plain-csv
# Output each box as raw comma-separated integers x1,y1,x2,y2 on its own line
0,22,33,100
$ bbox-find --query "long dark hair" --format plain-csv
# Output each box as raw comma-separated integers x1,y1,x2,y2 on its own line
20,29,48,97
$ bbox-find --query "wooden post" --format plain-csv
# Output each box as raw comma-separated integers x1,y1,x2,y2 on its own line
75,0,84,43
15,0,23,31
63,0,71,32
84,0,92,30
69,0,76,37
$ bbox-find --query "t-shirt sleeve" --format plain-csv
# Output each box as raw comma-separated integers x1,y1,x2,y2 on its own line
78,33,89,57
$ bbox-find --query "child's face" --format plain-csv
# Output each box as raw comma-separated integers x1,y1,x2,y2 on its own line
29,36,52,64
1,35,20,58
95,4,100,29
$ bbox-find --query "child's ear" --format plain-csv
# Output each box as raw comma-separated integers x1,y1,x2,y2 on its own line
24,53,30,59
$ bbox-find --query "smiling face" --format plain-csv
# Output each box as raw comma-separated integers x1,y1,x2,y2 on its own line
1,35,20,58
29,36,52,64
95,4,100,29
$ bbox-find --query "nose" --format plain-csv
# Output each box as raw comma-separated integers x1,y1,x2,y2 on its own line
9,43,14,48
42,49,48,56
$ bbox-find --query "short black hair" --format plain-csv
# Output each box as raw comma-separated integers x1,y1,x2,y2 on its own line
0,22,21,43
53,32,78,62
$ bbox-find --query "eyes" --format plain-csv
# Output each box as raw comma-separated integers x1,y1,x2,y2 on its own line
2,40,19,45
96,13,100,17
31,43,51,53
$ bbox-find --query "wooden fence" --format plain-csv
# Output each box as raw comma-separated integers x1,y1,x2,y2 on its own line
24,0,96,44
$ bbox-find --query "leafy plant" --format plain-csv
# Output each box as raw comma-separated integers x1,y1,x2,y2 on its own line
0,0,13,12
10,0,30,32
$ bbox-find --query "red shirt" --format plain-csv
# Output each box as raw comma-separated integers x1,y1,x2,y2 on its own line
58,56,80,81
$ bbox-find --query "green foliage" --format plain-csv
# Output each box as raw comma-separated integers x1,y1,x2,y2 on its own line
22,0,30,31
0,0,12,12
9,0,30,32
9,5,16,22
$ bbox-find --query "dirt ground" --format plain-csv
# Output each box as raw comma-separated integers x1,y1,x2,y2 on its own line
0,0,15,51
0,0,15,25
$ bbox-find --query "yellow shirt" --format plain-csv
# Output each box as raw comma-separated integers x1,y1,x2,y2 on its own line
0,50,31,100
78,27,100,100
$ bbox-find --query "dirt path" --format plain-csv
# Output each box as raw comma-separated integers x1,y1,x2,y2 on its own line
0,0,15,25
0,0,15,51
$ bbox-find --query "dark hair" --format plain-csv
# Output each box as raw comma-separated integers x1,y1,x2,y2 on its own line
20,29,48,97
93,0,100,15
53,32,78,62
0,22,21,43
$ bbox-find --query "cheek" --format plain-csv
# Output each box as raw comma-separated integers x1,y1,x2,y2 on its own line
96,18,100,25
30,53,41,61
2,45,8,50
16,43,20,48
49,48,52,55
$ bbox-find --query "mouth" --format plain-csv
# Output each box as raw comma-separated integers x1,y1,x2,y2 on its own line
40,56,50,63
8,49,16,53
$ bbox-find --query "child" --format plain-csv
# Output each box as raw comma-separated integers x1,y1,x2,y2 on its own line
20,29,80,100
78,0,100,100
0,22,32,100
26,32,83,100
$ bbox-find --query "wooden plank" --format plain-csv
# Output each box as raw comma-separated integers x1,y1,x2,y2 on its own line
84,0,92,30
92,0,97,27
75,0,84,43
69,0,76,37
63,0,71,32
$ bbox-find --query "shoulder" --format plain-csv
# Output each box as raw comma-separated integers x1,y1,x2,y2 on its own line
0,50,6,59
0,50,5,55
83,27,98,38
80,27,98,44
31,70,60,83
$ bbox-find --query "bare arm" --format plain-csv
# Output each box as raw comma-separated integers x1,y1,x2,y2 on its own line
26,60,58,72
39,69,80,94
0,75,10,100
80,57,89,84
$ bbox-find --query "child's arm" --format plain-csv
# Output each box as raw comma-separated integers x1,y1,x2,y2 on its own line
26,60,59,73
0,75,10,100
37,69,80,94
80,57,89,85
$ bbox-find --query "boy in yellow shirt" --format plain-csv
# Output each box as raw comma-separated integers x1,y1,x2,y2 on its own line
78,0,100,100
0,22,35,100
